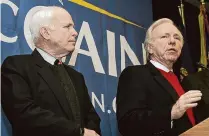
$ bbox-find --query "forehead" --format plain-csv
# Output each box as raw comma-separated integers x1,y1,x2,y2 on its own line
152,23,181,36
53,9,74,25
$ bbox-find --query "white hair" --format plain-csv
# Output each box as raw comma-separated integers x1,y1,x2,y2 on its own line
29,7,55,44
144,18,183,60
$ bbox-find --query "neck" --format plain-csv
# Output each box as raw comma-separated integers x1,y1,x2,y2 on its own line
36,43,67,60
151,57,174,70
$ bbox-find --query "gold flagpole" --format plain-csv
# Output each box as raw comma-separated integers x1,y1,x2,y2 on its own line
199,0,208,71
178,0,186,27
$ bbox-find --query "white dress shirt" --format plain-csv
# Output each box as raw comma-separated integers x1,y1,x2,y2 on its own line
36,48,57,65
150,60,173,73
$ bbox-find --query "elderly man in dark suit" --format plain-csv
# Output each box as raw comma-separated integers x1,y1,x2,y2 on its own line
1,6,100,136
116,18,202,136
182,54,209,124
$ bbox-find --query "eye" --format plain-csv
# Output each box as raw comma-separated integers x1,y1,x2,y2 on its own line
161,35,168,39
64,24,71,29
174,36,181,41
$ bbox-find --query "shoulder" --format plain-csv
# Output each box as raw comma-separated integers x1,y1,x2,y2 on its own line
184,71,205,82
120,65,149,77
118,65,150,84
1,55,33,80
197,70,209,78
182,71,204,90
2,54,32,69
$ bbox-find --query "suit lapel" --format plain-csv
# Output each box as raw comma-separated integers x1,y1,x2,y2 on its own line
32,49,72,118
147,62,179,101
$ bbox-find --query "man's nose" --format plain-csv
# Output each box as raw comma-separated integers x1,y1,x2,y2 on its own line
73,28,78,37
169,36,176,46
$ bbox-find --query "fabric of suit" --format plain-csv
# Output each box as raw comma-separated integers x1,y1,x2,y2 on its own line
1,49,101,136
181,69,209,124
116,62,192,136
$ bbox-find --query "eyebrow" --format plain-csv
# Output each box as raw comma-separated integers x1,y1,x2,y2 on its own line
164,33,180,37
174,33,180,37
64,23,74,27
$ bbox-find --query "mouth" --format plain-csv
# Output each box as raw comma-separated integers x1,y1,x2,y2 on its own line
167,48,177,53
69,41,76,45
69,40,76,42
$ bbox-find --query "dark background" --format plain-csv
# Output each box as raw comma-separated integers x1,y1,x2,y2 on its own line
152,0,209,76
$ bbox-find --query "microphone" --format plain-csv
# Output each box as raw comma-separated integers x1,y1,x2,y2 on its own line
196,62,209,70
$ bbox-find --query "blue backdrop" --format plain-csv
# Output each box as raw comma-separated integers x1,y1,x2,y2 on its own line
0,0,153,135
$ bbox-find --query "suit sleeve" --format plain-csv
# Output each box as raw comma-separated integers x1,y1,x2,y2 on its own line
116,66,172,136
181,72,209,123
81,75,101,134
1,57,82,136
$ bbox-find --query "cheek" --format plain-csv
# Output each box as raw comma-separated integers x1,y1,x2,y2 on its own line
158,45,167,54
58,30,68,40
53,33,62,41
153,42,165,53
158,42,167,51
177,44,183,52
60,34,68,43
63,32,70,40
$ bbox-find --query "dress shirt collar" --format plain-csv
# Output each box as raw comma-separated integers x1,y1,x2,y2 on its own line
36,48,56,65
150,60,173,73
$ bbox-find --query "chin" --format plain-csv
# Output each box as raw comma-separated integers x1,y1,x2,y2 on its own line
168,54,179,59
169,58,178,63
67,46,75,52
70,48,75,52
166,56,178,63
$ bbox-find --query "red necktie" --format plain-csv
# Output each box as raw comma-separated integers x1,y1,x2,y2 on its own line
159,69,196,126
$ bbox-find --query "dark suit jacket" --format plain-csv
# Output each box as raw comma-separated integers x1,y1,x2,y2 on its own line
116,63,192,136
181,70,209,124
1,49,101,136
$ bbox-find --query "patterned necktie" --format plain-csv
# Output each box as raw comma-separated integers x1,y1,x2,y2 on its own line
52,64,83,135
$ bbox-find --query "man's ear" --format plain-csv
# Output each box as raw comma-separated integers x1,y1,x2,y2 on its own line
147,43,154,54
39,27,50,40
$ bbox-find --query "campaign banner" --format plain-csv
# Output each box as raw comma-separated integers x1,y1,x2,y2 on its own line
0,0,152,135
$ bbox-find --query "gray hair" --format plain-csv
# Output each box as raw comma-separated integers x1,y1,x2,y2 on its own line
144,18,183,60
29,7,56,44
